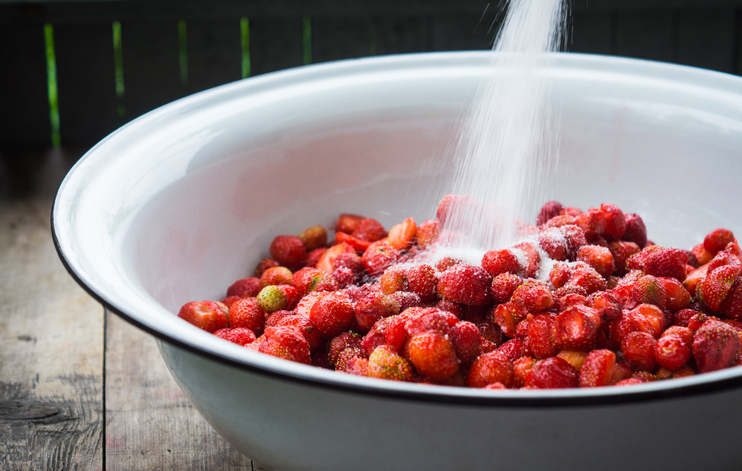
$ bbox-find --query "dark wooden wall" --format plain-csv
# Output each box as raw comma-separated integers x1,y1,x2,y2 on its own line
2,0,742,152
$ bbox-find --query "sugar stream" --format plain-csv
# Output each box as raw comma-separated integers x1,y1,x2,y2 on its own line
427,0,568,267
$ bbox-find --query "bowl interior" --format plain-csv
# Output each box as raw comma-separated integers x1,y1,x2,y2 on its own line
54,51,742,397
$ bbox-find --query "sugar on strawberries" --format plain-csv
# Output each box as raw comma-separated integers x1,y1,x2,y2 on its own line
177,196,742,389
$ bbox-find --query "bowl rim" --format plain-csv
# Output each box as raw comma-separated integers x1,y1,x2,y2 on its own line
52,50,742,406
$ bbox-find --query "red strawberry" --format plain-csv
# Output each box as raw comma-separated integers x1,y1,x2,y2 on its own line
653,334,691,371
354,292,400,332
416,219,441,249
259,266,293,288
229,297,266,334
292,267,339,297
387,218,417,250
316,242,357,273
178,300,229,333
351,218,387,242
361,316,393,356
305,248,327,268
608,240,640,276
259,326,311,364
536,200,564,226
407,331,459,381
698,264,741,312
335,231,371,253
599,203,627,240
496,338,526,363
574,208,608,239
551,305,601,351
437,264,493,306
704,228,735,255
525,357,579,389
327,332,363,368
269,235,307,269
579,349,616,387
467,351,514,388
309,292,355,338
693,320,741,373
491,272,523,304
214,327,257,346
528,313,558,359
450,321,482,366
276,314,322,350
335,213,365,234
657,277,691,312
511,241,541,279
490,301,528,338
481,249,519,277
254,257,279,277
577,245,615,278
362,240,401,276
632,274,667,310
719,276,742,320
406,264,438,302
537,229,569,261
511,280,555,313
621,331,657,372
226,277,261,298
436,194,473,226
623,213,648,248
568,263,607,295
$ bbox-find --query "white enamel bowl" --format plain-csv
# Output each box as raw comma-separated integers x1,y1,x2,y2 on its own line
53,52,742,470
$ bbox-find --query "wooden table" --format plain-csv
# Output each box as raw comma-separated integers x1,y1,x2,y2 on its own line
0,149,263,470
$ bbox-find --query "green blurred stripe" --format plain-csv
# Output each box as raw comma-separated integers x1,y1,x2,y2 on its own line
43,24,60,148
302,16,312,65
240,17,251,78
112,21,125,118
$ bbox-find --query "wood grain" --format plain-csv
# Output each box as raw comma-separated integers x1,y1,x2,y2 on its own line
104,311,259,470
0,150,103,471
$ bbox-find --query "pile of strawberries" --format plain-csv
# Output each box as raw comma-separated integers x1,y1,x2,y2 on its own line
177,196,742,389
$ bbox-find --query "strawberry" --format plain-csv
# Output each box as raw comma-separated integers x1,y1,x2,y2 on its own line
692,243,715,267
259,266,293,288
632,274,667,310
558,224,588,258
653,334,691,371
607,240,640,276
437,264,493,306
577,245,615,278
587,291,622,323
309,292,355,338
511,280,555,313
297,225,328,251
214,327,257,346
316,242,357,273
380,265,408,294
258,326,311,364
525,357,579,389
450,321,482,366
467,351,514,388
704,228,735,255
335,231,371,253
527,313,558,359
568,263,607,295
254,257,279,277
226,277,261,298
387,218,417,250
416,219,440,249
481,249,520,277
599,203,627,240
351,218,387,242
362,240,401,276
276,314,322,350
178,300,229,333
513,356,536,387
292,267,339,297
491,272,523,304
697,264,741,312
335,213,365,234
269,235,307,269
551,305,601,351
574,208,608,239
327,332,364,368
256,285,295,313
354,292,400,332
361,316,393,355
305,248,327,268
693,320,741,373
537,229,569,261
228,297,266,334
220,296,241,309
511,241,541,279
436,194,473,226
629,246,688,281
621,331,657,372
491,301,528,338
407,331,460,381
719,276,742,320
536,200,564,226
367,345,414,382
264,310,294,328
406,264,438,302
623,213,648,248
657,277,691,312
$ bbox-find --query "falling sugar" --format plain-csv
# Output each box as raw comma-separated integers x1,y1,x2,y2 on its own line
430,0,568,266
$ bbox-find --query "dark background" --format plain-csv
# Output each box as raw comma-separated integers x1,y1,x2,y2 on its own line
2,0,741,152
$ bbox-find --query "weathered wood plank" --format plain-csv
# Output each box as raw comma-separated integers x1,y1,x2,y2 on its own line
105,311,256,470
372,16,428,55
0,23,51,150
54,22,120,147
429,12,496,52
0,149,103,471
312,16,373,63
